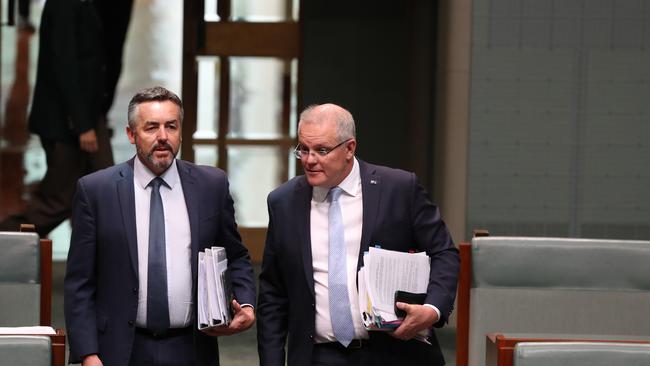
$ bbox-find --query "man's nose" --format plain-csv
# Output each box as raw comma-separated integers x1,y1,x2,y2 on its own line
157,126,168,141
304,151,319,164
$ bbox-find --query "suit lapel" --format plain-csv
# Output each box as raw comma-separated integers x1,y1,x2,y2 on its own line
117,160,139,277
295,178,316,297
176,160,200,281
358,160,381,270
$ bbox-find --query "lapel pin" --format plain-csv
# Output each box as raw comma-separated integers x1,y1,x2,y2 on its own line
370,179,377,185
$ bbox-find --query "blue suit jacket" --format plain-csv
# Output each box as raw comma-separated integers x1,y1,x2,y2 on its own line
257,159,460,366
64,159,256,365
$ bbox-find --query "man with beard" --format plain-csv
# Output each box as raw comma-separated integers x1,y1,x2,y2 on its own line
64,86,256,366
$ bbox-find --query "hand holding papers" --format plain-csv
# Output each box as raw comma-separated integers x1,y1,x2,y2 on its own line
358,247,432,343
198,247,233,330
391,301,439,341
394,291,427,318
198,246,255,337
202,300,255,337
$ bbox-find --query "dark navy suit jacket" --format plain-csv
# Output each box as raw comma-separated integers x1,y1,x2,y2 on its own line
64,159,256,365
257,159,460,366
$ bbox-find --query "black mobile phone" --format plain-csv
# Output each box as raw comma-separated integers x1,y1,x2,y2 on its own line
394,290,427,318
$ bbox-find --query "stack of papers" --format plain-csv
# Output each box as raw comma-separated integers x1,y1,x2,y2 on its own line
358,247,431,343
0,326,56,335
198,246,233,330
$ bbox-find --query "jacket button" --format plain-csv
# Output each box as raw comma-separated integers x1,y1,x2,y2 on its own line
308,334,313,340
132,288,138,294
128,320,134,326
311,303,315,308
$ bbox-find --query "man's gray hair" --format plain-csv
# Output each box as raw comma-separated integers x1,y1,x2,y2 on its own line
299,104,356,141
127,86,184,129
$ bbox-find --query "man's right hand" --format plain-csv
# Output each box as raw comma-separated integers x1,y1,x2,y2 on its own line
82,354,103,366
79,129,99,152
201,300,255,337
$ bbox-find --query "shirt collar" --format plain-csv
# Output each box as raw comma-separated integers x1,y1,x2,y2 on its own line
133,156,179,190
312,157,361,202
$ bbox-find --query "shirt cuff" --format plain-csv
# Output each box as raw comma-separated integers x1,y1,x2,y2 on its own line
423,303,441,322
240,303,254,310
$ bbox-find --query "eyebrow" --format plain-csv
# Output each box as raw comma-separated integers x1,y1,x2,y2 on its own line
297,142,331,148
144,119,178,125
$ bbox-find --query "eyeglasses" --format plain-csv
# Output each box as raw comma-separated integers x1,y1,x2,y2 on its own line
293,139,351,159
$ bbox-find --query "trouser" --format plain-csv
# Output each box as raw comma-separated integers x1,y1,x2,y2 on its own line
312,341,370,366
0,120,113,236
311,332,446,366
129,327,194,366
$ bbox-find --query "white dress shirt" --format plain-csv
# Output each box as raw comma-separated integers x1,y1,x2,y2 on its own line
133,157,193,328
311,158,369,342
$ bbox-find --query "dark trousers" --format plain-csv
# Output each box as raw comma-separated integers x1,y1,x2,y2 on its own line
312,332,446,366
130,329,195,366
0,120,113,236
312,342,370,366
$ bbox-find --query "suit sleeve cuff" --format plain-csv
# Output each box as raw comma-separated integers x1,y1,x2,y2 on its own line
423,303,441,322
240,303,255,310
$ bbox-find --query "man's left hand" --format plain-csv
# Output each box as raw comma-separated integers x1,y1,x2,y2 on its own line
390,303,438,341
79,129,99,153
200,300,255,337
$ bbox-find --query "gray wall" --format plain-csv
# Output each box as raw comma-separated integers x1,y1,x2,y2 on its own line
467,0,650,239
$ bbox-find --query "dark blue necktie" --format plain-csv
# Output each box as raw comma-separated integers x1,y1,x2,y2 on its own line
147,177,170,333
328,187,355,346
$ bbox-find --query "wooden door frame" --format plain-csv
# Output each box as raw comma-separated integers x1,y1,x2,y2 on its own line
181,0,300,262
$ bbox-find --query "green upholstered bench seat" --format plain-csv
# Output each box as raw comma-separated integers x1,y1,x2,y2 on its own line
0,232,41,326
514,342,650,366
0,335,51,366
467,237,650,366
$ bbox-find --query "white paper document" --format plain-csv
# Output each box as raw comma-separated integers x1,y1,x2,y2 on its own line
358,247,431,343
365,247,430,321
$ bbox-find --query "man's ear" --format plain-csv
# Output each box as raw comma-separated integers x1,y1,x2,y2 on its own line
126,125,136,145
346,139,357,160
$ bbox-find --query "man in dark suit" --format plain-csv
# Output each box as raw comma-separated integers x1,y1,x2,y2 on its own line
0,0,112,236
64,86,256,366
94,0,134,119
257,103,460,366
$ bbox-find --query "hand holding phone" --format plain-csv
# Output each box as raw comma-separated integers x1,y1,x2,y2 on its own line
394,290,426,318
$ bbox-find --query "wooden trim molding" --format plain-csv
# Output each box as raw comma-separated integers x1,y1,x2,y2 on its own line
40,238,52,326
52,329,66,366
191,137,296,146
456,242,472,366
204,22,299,58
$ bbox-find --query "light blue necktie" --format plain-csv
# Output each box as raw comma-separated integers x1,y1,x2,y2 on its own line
147,177,170,333
328,187,355,347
